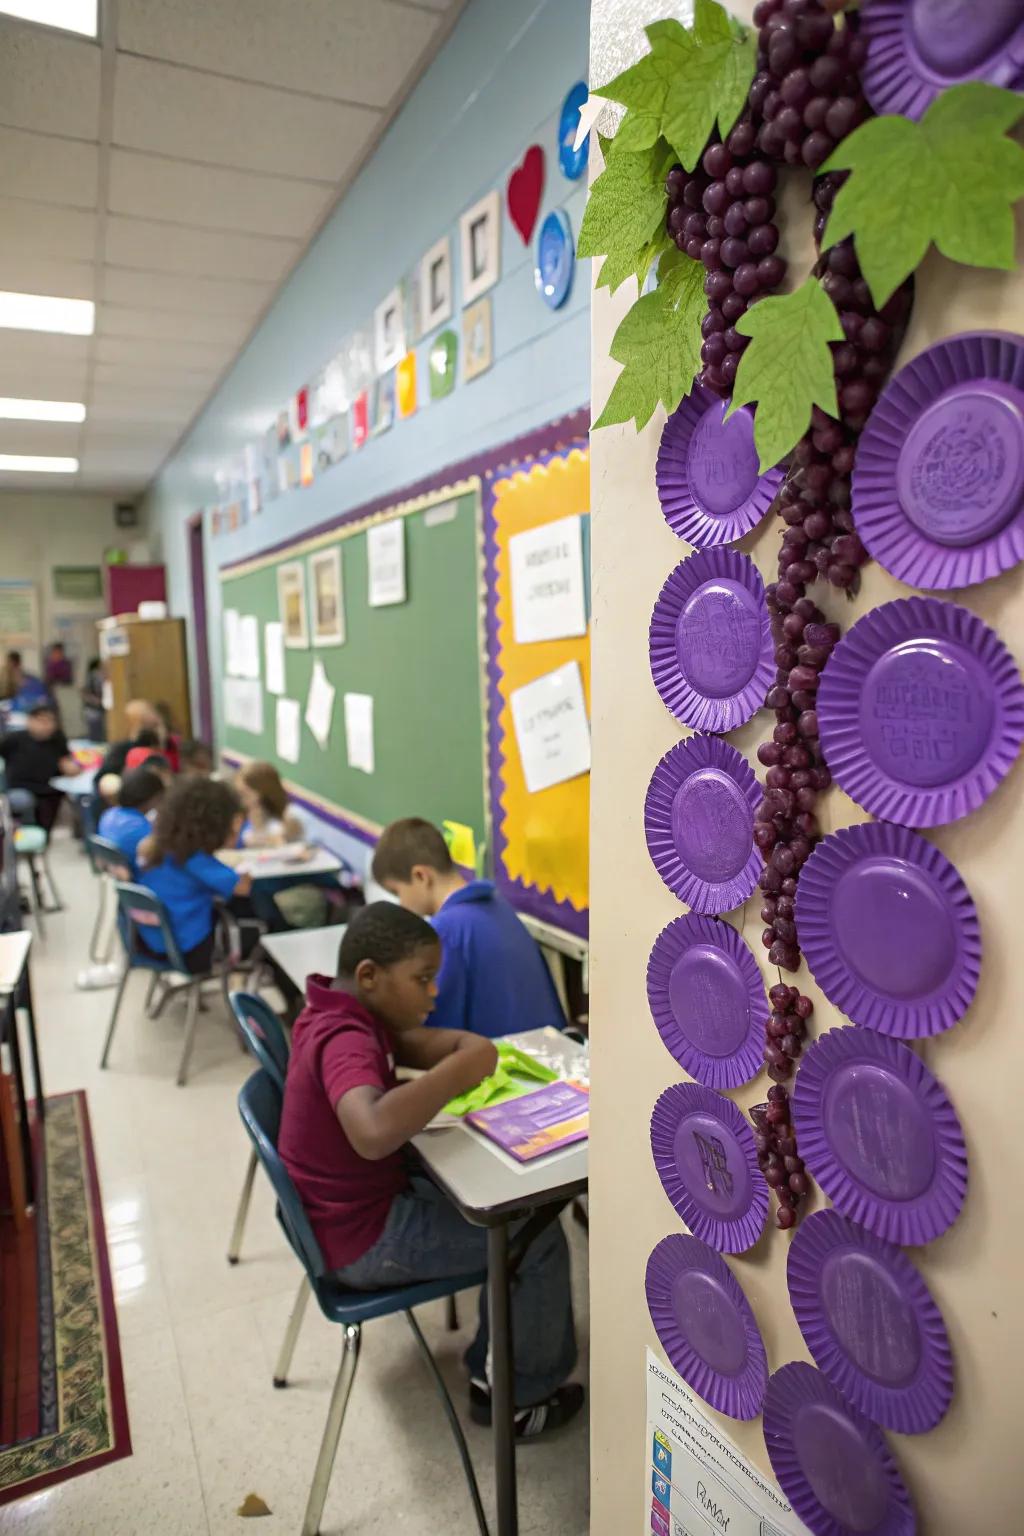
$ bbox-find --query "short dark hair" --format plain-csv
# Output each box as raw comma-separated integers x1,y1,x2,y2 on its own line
133,728,160,748
119,766,165,809
372,818,453,885
338,901,439,976
27,702,56,719
7,651,21,666
180,739,212,766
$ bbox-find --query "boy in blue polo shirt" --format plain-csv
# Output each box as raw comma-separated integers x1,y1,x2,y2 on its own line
371,818,565,1039
97,765,165,876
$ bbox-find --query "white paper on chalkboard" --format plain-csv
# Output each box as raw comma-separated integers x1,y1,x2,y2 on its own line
304,660,335,749
264,621,285,696
223,609,242,676
344,692,375,774
224,678,263,735
275,697,301,764
509,513,587,645
238,615,260,679
367,519,406,607
509,660,590,794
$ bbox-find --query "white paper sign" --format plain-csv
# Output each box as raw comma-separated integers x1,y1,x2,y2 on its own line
304,660,335,749
264,621,285,696
239,615,260,679
646,1350,802,1536
344,692,375,774
509,513,587,644
223,608,242,677
367,519,406,607
275,697,301,764
509,661,590,794
224,678,263,735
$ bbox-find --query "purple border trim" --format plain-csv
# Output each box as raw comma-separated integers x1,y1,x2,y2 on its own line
481,432,591,939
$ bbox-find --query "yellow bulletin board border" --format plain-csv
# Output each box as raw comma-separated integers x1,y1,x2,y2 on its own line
483,442,590,937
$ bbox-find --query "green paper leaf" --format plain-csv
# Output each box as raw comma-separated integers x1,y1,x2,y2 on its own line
662,0,757,170
823,82,1024,308
597,22,688,154
593,251,704,432
579,136,673,295
725,277,844,471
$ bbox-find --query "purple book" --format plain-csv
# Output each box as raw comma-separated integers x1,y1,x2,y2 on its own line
466,1081,590,1162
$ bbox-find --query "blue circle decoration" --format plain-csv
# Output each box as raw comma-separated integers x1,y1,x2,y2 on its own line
558,80,590,180
534,210,574,310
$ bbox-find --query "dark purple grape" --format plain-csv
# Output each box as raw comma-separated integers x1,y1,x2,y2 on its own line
724,202,748,236
720,237,750,269
682,179,706,210
703,143,732,179
706,214,726,239
747,223,779,257
727,119,756,157
825,96,860,140
701,308,726,337
798,709,819,737
722,291,746,322
703,180,729,215
701,239,724,271
802,131,834,169
744,195,773,225
704,270,732,302
742,160,776,196
757,255,787,288
733,263,761,297
725,166,747,199
777,1204,797,1230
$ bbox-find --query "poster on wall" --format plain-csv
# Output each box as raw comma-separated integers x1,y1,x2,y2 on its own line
309,546,345,647
0,580,39,656
419,233,453,332
367,519,407,607
510,660,591,794
374,286,407,375
510,513,587,644
460,189,501,304
277,561,309,648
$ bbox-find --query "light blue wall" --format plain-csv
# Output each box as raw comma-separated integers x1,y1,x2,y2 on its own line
144,0,591,775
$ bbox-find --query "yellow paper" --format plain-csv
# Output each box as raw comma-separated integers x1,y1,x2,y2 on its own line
299,442,314,487
443,819,477,870
396,351,418,419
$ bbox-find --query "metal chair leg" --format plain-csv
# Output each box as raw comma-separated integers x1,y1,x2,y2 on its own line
149,976,173,1019
274,1275,312,1387
176,983,201,1087
88,876,109,963
24,860,45,938
226,1149,258,1265
41,852,62,911
405,1309,489,1536
446,1294,460,1331
143,972,161,1015
302,1323,361,1536
99,966,131,1068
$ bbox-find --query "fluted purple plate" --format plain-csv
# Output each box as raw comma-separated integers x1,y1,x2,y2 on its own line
763,1362,916,1536
651,1082,769,1253
792,1026,968,1246
646,1233,768,1419
657,383,783,546
860,1,1024,120
645,735,760,914
650,547,773,734
647,914,767,1088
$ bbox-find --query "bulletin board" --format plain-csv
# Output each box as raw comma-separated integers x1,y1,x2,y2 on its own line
218,481,488,852
484,442,590,936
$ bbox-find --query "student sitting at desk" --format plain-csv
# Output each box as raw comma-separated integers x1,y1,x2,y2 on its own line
235,760,309,847
279,901,581,1435
372,818,565,1039
179,739,213,777
137,778,251,973
97,765,165,876
97,699,162,784
0,703,80,831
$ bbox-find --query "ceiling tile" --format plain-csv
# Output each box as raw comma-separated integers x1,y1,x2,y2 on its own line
107,150,332,239
0,127,99,209
78,446,166,476
112,54,380,180
92,360,218,389
117,0,439,109
0,359,89,397
95,333,234,369
88,387,212,423
103,215,298,282
0,20,101,140
0,332,92,368
0,419,82,456
98,304,249,345
100,267,271,317
0,255,95,299
0,199,96,262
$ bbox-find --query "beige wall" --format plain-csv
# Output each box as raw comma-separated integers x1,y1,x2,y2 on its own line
587,4,1024,1531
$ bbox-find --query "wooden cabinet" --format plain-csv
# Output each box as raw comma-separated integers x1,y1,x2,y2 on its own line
98,615,192,741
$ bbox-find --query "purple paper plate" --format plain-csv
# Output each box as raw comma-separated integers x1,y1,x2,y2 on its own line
860,1,1024,120
645,735,761,914
792,1026,968,1246
853,331,1024,588
795,821,980,1039
763,1362,916,1536
788,1210,954,1436
650,548,773,734
647,914,767,1088
657,383,784,546
818,595,1024,829
651,1082,769,1252
646,1233,768,1418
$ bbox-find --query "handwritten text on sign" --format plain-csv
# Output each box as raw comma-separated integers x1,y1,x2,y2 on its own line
510,660,591,794
510,512,587,645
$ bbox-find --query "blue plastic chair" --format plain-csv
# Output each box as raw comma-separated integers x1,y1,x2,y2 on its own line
100,882,232,1086
238,1069,489,1536
85,834,133,963
226,991,290,1265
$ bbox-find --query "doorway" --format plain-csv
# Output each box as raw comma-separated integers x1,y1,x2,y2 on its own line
187,513,213,743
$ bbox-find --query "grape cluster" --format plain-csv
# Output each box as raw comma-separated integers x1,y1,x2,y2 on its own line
752,1087,810,1230
750,0,868,171
762,981,813,1081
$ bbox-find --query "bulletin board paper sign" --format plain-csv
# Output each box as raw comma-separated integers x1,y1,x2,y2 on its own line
278,561,309,648
304,661,335,750
367,520,406,607
424,499,459,529
509,513,587,645
510,661,590,795
344,693,375,775
239,615,260,679
0,581,39,649
275,697,301,765
224,678,263,736
223,609,242,676
264,621,285,696
645,1350,802,1536
310,545,345,647
374,286,407,375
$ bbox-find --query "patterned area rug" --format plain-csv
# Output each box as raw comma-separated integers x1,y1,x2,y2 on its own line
0,1091,131,1503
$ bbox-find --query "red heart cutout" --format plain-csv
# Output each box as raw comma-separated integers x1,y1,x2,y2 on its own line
507,145,545,245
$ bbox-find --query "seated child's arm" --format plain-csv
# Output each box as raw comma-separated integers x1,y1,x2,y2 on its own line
393,1025,494,1073
189,850,253,899
57,754,81,775
337,1036,497,1162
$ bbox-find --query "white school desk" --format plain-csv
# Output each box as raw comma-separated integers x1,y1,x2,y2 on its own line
216,846,343,885
0,930,41,1203
49,766,97,798
260,924,344,984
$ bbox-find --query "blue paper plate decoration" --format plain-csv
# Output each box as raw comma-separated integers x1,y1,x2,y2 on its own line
534,210,574,310
558,80,590,180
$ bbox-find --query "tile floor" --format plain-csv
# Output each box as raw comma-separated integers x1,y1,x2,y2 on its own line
0,830,590,1535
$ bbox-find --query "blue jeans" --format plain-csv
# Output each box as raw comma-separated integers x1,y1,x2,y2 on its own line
336,1174,577,1408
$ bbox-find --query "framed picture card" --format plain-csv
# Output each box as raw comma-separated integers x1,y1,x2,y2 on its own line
278,560,309,649
460,190,501,304
309,546,345,647
374,286,406,375
419,234,453,332
463,297,493,382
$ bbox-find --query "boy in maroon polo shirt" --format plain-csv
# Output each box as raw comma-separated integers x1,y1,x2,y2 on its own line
279,901,581,1436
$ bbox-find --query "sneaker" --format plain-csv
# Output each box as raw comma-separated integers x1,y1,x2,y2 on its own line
469,1380,584,1439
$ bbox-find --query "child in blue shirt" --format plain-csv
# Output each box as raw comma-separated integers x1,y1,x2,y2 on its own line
371,818,566,1039
97,765,165,877
138,778,252,973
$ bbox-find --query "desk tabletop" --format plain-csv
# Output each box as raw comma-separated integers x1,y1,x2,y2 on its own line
260,925,345,988
0,930,32,992
217,845,342,885
50,767,97,796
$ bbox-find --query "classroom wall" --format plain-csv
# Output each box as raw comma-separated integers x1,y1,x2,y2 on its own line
587,2,1024,1531
142,0,592,783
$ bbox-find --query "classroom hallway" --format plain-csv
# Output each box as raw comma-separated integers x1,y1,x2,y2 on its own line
0,830,590,1536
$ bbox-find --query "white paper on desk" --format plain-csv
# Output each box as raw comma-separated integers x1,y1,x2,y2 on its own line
223,608,242,676
304,660,335,749
238,615,260,679
510,661,591,794
275,697,301,764
366,519,406,607
509,513,587,645
264,621,285,696
224,677,263,735
343,692,375,774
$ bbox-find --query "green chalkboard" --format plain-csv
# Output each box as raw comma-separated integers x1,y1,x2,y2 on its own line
220,484,488,850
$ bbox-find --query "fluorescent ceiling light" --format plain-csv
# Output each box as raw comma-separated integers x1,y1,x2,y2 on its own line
0,292,95,335
0,454,78,473
0,1,96,36
0,397,86,422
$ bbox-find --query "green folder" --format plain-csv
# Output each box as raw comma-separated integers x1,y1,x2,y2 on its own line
443,1041,558,1117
